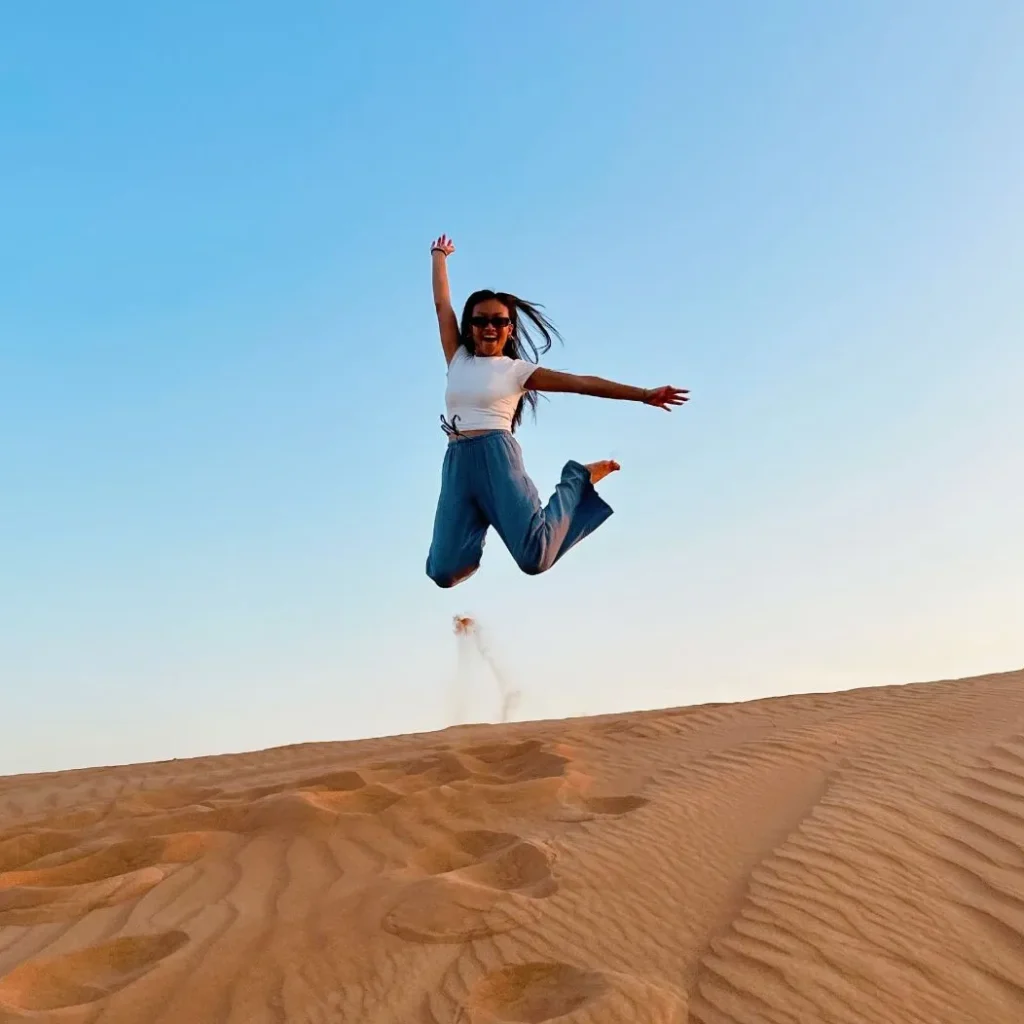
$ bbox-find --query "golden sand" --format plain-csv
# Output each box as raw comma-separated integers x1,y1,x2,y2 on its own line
1,669,1022,1022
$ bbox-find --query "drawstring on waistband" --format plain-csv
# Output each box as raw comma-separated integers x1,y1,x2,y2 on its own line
440,414,463,439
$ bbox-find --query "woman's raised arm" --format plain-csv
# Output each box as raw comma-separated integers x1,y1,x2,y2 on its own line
526,367,688,411
430,234,460,365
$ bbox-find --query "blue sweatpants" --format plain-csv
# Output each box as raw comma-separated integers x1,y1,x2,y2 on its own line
425,430,614,588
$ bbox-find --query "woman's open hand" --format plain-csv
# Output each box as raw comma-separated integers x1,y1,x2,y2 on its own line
430,234,456,257
643,385,689,411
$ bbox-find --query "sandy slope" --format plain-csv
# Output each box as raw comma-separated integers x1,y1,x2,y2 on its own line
1,669,1023,1023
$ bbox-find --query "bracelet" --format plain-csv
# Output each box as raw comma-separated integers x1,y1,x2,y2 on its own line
431,247,447,256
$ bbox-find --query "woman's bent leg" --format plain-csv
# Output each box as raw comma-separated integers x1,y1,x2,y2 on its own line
425,446,489,588
475,434,613,576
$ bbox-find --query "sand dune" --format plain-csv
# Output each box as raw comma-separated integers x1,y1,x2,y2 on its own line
1,669,1023,1022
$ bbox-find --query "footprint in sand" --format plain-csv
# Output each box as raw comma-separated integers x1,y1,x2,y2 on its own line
366,738,652,826
0,870,164,926
0,931,188,1012
578,794,650,815
461,962,607,1022
0,832,232,925
126,773,403,838
412,828,520,874
415,830,558,897
461,962,686,1023
369,741,570,797
109,785,222,818
368,752,476,790
357,740,579,825
383,830,557,944
457,740,572,785
234,769,368,803
449,739,652,822
0,833,227,888
231,784,403,833
0,830,80,873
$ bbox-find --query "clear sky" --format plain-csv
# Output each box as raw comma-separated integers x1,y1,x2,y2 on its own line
2,2,1021,776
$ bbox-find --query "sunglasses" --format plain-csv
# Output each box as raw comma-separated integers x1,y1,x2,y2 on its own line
470,315,512,330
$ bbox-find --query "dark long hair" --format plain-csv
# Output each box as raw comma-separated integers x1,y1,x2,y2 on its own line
459,289,562,433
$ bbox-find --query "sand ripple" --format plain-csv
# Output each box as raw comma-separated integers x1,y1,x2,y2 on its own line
0,669,1022,1021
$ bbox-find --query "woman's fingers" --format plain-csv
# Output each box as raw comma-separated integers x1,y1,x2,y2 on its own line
646,385,690,410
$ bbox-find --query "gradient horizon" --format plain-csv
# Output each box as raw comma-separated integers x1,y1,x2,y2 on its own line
2,2,1022,775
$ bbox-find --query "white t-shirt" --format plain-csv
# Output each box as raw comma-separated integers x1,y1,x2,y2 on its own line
444,346,538,432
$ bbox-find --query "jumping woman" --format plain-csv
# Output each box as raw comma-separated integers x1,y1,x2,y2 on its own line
426,233,688,588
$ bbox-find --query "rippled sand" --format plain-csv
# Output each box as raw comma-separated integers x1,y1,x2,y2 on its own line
1,668,1023,1022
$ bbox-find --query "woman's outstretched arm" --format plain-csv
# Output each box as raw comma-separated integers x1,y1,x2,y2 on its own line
430,234,460,365
525,367,688,411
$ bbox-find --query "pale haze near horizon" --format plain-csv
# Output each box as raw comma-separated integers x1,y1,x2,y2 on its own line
2,3,1021,776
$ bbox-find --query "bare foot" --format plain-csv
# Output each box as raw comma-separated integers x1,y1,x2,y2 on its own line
585,460,620,485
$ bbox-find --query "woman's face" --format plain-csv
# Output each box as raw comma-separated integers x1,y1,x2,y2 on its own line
470,299,512,357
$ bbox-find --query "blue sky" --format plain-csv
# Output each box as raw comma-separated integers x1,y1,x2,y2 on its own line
2,2,1021,774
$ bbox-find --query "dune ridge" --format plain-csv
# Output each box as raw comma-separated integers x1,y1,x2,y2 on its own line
0,669,1022,1021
